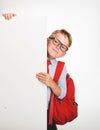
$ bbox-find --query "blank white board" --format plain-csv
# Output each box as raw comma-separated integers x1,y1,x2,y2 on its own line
0,16,47,130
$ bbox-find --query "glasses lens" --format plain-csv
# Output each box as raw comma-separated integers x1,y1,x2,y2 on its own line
49,37,68,52
61,45,68,52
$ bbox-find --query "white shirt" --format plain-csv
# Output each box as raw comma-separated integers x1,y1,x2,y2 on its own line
47,59,67,109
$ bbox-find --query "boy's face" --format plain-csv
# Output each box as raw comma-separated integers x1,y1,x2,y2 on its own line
47,33,69,59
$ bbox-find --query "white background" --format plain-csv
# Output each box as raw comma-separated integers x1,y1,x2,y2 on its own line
47,1,100,130
0,0,100,130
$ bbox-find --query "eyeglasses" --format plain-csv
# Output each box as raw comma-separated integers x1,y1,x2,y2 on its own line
49,37,68,52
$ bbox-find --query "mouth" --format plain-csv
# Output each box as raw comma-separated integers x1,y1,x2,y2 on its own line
52,48,58,53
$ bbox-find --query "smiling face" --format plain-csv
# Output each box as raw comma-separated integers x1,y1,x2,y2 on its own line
47,32,69,59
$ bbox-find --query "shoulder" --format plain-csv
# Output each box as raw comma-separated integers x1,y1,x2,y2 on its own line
56,60,66,68
57,61,67,74
58,61,65,65
51,59,65,64
56,60,67,73
50,59,67,70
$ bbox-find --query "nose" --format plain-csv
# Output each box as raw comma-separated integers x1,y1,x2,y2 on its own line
56,44,61,50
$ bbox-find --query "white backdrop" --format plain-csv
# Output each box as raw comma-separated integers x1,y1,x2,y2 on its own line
0,16,47,130
0,0,100,130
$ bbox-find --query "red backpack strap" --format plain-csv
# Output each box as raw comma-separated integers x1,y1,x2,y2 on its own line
53,61,65,82
66,74,75,100
48,61,65,125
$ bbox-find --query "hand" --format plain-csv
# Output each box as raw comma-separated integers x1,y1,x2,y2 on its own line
36,72,54,87
2,13,16,20
36,72,61,96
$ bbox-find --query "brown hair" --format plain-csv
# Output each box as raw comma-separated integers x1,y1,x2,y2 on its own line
49,29,72,47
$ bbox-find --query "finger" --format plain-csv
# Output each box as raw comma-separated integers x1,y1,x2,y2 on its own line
36,73,47,77
37,76,46,84
7,14,12,20
36,73,47,80
2,14,7,19
12,13,17,16
36,75,46,80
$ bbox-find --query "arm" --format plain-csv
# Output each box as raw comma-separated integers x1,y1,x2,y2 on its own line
2,13,16,20
36,63,67,97
36,72,61,97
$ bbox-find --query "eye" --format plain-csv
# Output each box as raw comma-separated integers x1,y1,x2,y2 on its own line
61,45,66,49
54,39,59,44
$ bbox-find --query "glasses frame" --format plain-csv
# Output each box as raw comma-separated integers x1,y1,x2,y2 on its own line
49,37,68,52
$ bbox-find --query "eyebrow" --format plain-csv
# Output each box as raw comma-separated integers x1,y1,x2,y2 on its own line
57,38,63,45
56,38,68,48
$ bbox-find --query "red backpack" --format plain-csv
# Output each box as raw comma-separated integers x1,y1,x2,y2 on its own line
48,61,78,125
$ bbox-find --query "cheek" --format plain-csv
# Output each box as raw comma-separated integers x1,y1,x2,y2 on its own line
59,52,66,57
47,42,53,51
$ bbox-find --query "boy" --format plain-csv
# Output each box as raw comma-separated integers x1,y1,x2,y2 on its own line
2,14,72,130
36,29,72,130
